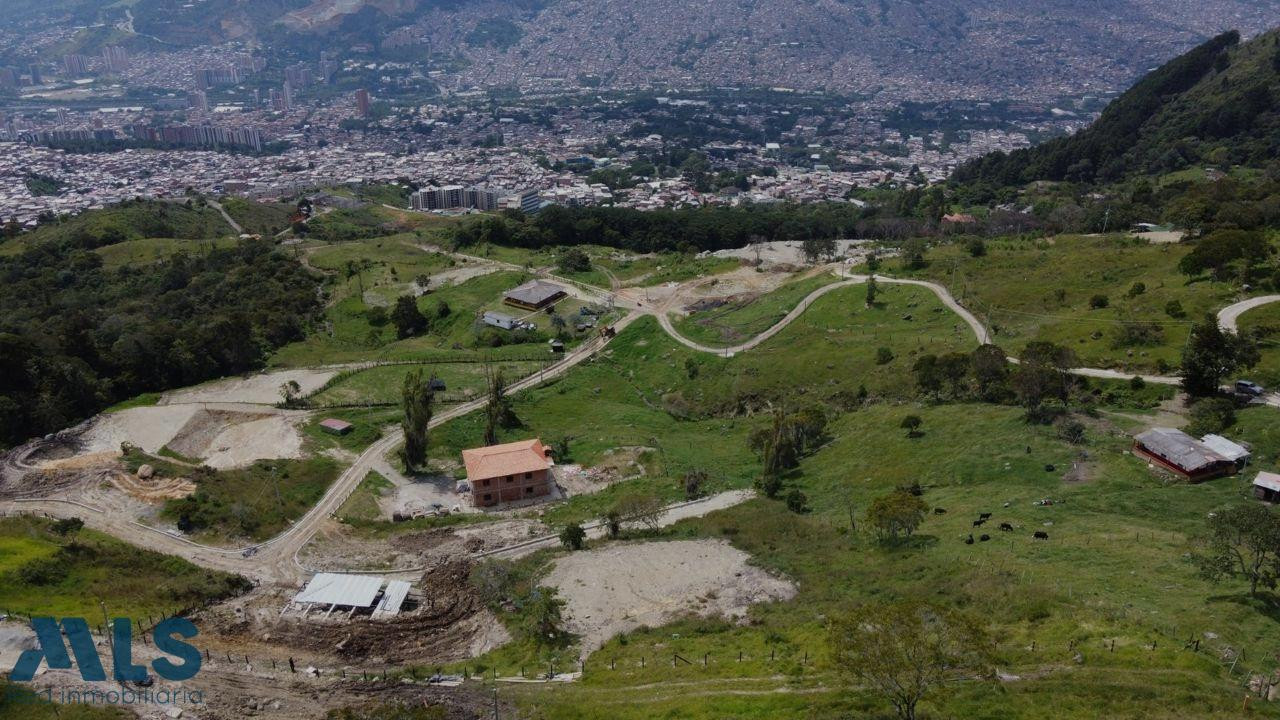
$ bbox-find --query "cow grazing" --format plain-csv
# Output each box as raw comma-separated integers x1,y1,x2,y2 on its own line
933,507,947,515
964,534,974,545
979,534,991,542
999,522,1014,532
1033,531,1049,540
972,519,986,527
978,512,992,520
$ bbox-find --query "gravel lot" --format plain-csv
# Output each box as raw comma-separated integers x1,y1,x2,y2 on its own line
542,539,795,655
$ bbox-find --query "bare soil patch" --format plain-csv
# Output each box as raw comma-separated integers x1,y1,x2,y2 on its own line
209,558,497,666
109,469,197,502
542,539,796,655
79,406,308,469
709,239,874,266
160,367,339,406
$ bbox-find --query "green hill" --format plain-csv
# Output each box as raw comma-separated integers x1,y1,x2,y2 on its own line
954,29,1280,187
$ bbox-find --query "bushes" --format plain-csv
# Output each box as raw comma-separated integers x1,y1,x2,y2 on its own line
1187,397,1237,436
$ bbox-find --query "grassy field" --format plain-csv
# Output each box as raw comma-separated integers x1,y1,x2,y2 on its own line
0,516,249,621
218,196,293,236
132,453,342,544
403,267,1280,718
427,282,978,527
1235,300,1280,386
906,234,1242,373
92,236,239,268
671,271,842,346
337,470,394,523
311,360,552,406
269,268,546,366
307,235,454,279
464,399,1280,718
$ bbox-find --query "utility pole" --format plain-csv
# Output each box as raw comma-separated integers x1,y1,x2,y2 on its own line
99,599,114,656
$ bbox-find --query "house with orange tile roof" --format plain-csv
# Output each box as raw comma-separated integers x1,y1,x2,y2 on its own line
462,438,554,507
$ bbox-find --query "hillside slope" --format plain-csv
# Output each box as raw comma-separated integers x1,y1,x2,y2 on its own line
12,0,1280,102
954,29,1280,186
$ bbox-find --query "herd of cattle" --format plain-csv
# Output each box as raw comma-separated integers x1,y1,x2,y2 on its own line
932,508,1051,543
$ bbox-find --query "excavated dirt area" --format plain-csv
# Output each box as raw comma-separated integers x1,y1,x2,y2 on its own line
708,239,874,266
160,367,340,405
206,558,506,667
2,618,500,720
109,468,197,502
78,405,308,469
543,539,797,655
299,517,548,573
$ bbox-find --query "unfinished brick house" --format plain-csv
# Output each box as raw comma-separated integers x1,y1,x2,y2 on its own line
462,438,554,508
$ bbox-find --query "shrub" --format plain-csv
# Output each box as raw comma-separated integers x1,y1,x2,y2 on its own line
785,489,809,513
1187,397,1237,436
1089,294,1110,309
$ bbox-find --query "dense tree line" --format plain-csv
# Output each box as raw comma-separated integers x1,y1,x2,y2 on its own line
451,203,943,254
954,30,1280,188
0,237,323,447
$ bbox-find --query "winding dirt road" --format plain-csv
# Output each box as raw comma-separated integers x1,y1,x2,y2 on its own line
654,268,1280,387
9,249,1280,585
1218,294,1280,333
0,312,645,584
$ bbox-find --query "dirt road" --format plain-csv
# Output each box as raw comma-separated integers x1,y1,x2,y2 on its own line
11,254,1280,584
0,312,645,585
477,490,756,561
1217,294,1280,333
655,268,1184,385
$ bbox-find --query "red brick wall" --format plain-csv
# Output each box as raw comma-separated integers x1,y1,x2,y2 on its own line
473,469,551,507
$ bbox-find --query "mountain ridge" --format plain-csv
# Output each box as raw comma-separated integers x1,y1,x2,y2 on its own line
953,28,1280,186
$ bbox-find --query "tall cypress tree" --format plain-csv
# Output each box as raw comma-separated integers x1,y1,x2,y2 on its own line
401,369,434,471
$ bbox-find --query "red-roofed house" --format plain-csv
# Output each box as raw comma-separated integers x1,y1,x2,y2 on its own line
462,438,554,507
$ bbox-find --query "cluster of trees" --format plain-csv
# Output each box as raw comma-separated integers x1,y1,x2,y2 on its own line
1193,503,1280,598
911,342,1086,424
1181,315,1259,398
451,203,919,256
749,406,829,497
14,199,232,249
829,601,993,720
953,32,1247,187
0,237,323,447
1177,228,1273,282
400,369,435,472
866,489,929,542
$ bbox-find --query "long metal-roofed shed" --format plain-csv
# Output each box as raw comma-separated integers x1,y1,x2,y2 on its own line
288,573,413,620
503,280,567,310
1132,428,1238,482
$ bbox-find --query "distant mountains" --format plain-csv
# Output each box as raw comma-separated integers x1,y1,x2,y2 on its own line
954,28,1280,186
11,0,1280,103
